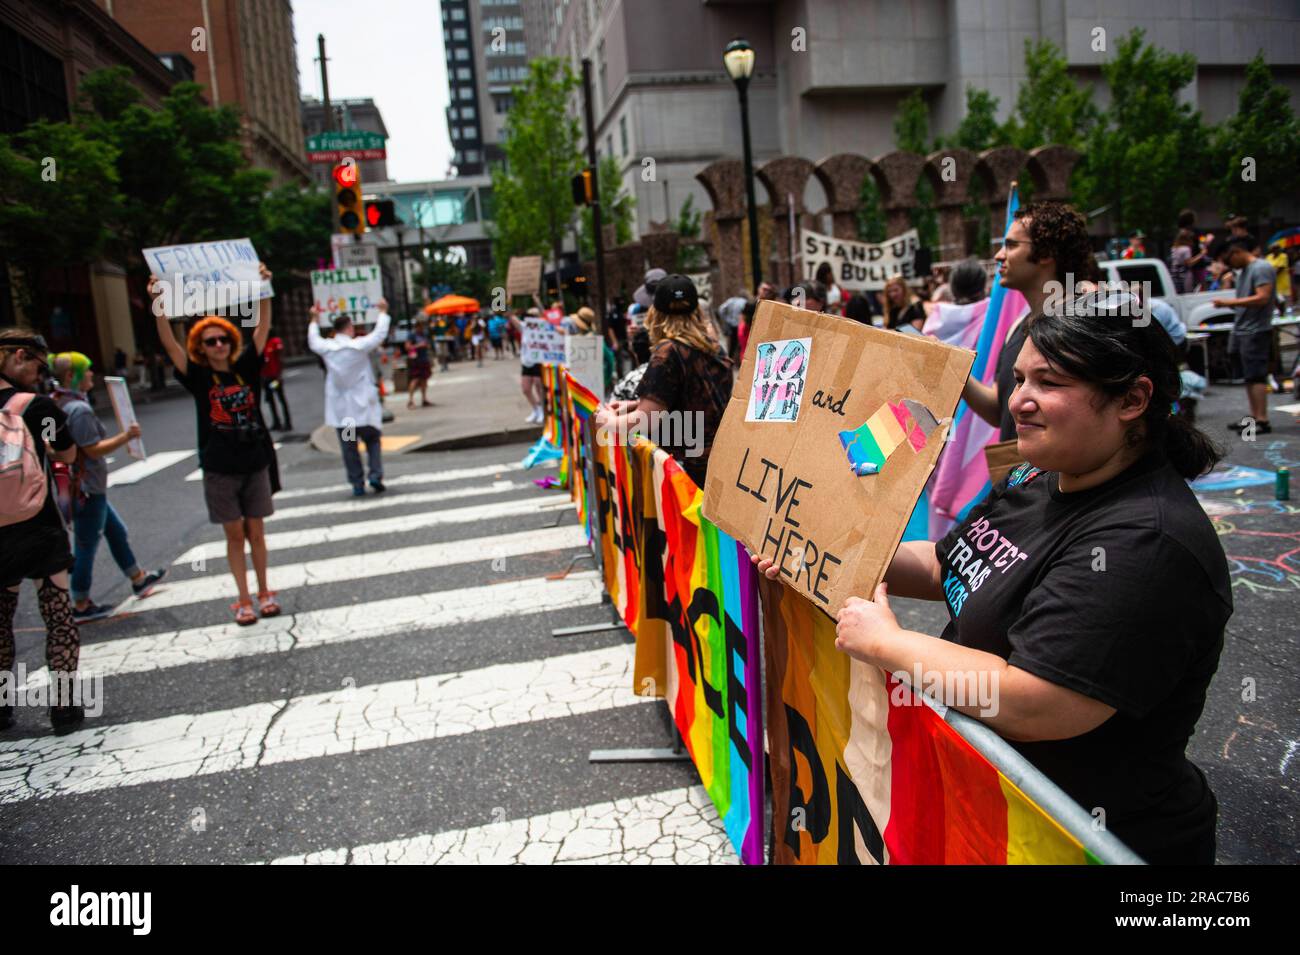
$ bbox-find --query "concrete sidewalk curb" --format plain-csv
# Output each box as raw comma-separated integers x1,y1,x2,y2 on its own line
310,421,543,454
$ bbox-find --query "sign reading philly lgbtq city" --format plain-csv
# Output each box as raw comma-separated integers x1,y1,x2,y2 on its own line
306,130,388,164
311,266,383,326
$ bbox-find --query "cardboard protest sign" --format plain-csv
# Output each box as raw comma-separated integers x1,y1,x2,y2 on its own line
564,334,604,397
521,317,565,365
311,266,383,326
103,376,144,460
801,227,920,291
506,255,543,297
702,300,974,617
984,438,1025,487
142,238,272,318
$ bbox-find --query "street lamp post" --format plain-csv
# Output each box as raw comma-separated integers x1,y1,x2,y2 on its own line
724,37,762,290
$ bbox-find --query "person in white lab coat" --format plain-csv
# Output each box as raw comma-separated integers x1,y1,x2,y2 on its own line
308,299,392,496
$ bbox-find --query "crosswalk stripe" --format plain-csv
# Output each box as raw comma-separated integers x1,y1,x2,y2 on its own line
263,786,735,865
174,495,574,565
119,525,585,614
267,479,520,523
0,644,645,805
267,459,556,502
21,571,604,686
108,450,195,487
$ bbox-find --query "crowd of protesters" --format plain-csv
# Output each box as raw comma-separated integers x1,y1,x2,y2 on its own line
579,200,1297,864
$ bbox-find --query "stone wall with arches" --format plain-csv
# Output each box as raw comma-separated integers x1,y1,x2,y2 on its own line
587,144,1079,308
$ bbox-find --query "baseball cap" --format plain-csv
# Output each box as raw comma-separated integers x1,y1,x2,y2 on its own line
633,268,669,309
652,274,699,314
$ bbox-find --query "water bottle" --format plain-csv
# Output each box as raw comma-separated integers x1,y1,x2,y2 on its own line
1277,467,1290,502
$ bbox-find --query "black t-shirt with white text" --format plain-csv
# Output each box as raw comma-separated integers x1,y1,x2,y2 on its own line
175,344,268,474
935,451,1232,864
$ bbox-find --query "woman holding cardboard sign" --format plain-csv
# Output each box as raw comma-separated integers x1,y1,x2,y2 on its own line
753,305,1231,864
150,264,280,627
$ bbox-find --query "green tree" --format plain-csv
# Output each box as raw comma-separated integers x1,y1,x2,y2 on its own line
893,89,939,249
74,68,272,268
857,175,887,243
414,241,492,305
1003,39,1098,150
488,58,583,286
671,194,708,271
941,86,1006,152
1212,53,1300,222
894,88,931,154
251,183,334,279
1077,29,1208,242
576,153,636,260
0,121,119,317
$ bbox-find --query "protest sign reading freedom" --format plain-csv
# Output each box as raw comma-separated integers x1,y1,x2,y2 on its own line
521,318,566,365
311,266,383,326
801,227,921,291
142,238,272,318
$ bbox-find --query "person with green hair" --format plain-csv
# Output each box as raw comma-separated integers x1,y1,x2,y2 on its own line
50,351,166,622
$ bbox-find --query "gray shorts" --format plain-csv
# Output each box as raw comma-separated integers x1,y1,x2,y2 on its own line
1229,330,1273,384
203,467,274,524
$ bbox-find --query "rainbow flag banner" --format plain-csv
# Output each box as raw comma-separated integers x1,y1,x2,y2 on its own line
590,437,764,864
563,372,600,542
761,579,1139,864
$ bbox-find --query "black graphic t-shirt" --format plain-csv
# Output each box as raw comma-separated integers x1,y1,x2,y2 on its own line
176,344,268,475
636,338,733,488
934,450,1232,864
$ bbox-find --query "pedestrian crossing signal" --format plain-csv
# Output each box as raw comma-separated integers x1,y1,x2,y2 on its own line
366,200,398,228
333,161,365,234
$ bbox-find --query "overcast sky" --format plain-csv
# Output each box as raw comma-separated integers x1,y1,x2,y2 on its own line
292,0,453,182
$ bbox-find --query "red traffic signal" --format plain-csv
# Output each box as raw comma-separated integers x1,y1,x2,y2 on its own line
333,161,364,235
332,161,358,189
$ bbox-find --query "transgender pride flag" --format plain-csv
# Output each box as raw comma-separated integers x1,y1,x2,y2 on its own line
927,184,1029,539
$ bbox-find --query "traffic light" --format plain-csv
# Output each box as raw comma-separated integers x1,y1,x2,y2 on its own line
332,161,365,234
571,168,594,206
365,199,398,228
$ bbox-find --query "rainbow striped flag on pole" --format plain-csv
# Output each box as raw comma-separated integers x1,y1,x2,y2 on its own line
928,183,1029,539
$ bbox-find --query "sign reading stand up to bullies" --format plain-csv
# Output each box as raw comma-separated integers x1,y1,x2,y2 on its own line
702,300,974,617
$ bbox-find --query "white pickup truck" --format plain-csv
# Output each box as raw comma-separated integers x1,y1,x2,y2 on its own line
1097,258,1235,328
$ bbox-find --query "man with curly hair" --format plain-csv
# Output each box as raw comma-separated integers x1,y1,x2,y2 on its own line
962,200,1097,440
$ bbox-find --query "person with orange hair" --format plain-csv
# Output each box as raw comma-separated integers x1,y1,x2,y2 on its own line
149,263,280,626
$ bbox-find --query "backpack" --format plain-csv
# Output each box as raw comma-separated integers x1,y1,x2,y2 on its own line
0,391,48,527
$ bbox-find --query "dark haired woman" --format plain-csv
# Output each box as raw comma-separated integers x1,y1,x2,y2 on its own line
150,265,279,626
756,306,1231,863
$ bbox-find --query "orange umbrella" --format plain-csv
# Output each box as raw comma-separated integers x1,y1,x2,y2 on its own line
424,294,481,315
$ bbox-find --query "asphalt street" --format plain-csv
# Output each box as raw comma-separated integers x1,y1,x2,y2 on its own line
0,365,1295,864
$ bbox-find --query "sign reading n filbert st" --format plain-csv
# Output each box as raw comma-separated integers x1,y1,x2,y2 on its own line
306,130,387,164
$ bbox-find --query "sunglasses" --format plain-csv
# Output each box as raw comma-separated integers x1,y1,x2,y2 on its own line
203,335,232,347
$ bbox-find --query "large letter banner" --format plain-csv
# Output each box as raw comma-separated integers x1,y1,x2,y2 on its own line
763,578,1111,865
588,436,764,864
